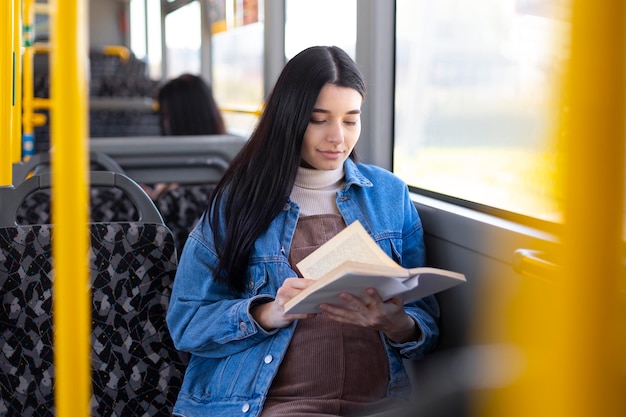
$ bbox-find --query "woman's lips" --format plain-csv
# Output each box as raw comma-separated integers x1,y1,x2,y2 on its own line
318,150,343,159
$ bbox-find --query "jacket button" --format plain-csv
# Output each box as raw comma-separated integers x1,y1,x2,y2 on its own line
239,321,248,332
242,403,251,412
264,354,273,364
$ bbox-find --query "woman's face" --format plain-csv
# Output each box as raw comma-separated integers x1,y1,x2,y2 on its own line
300,84,362,170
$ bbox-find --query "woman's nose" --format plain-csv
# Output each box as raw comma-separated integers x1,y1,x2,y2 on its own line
326,122,345,143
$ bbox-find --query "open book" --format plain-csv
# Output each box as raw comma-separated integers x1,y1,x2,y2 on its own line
284,221,466,314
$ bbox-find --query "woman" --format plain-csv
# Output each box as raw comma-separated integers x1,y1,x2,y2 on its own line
144,74,228,254
142,74,228,201
144,73,227,197
156,73,226,136
166,46,440,417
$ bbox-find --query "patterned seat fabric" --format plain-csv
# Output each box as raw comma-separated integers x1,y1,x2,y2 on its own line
155,184,214,254
17,183,214,256
15,187,139,225
0,222,188,417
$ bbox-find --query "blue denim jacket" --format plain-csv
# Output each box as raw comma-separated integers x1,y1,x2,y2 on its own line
166,159,440,417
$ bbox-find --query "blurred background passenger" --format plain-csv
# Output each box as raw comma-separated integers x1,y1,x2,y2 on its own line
143,73,227,201
157,73,227,136
146,74,229,253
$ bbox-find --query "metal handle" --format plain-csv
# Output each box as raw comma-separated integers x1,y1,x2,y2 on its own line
513,248,559,278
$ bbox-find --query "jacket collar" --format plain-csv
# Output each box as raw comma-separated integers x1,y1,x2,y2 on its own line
343,158,373,189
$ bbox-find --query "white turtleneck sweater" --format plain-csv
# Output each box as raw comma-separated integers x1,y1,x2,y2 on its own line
290,166,344,216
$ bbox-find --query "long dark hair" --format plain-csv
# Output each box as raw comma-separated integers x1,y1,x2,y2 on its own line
209,46,366,293
157,74,227,135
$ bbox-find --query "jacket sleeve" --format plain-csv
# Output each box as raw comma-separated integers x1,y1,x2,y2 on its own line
166,221,281,359
387,184,440,359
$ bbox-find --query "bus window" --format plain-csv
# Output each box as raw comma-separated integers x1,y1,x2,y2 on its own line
165,1,202,78
210,0,264,136
284,0,356,60
130,0,163,79
394,0,571,225
130,0,147,60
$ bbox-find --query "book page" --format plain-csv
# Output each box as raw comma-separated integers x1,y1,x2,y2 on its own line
284,272,410,314
296,221,401,280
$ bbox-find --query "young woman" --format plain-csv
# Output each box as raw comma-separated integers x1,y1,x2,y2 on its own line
140,74,228,201
166,46,440,417
156,73,226,136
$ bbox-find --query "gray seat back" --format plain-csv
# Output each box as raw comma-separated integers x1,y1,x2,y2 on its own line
0,171,163,228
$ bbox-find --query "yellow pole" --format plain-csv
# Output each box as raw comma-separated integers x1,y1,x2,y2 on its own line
50,0,91,416
22,0,35,158
12,0,23,163
488,1,626,416
555,0,626,415
0,0,13,185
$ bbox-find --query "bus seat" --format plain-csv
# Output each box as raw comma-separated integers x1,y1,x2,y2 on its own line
12,151,125,186
88,135,244,253
89,134,245,185
87,135,244,253
1,171,159,227
11,154,135,225
0,175,188,416
155,184,214,254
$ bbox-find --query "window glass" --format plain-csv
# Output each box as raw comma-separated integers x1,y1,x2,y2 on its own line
284,0,356,60
165,1,201,78
210,0,355,136
395,0,571,223
211,0,264,136
129,0,162,79
146,0,163,79
129,0,147,60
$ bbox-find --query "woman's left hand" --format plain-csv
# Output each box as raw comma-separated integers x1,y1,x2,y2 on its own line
318,288,420,343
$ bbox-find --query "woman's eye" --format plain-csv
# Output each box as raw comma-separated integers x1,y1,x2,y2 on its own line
310,119,326,125
344,120,358,126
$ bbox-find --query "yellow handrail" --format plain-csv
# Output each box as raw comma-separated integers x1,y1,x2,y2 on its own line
151,101,264,118
32,42,51,53
554,1,626,414
11,0,22,164
20,0,53,158
51,0,91,416
21,0,36,158
0,0,13,186
220,105,263,117
489,1,626,416
102,44,131,62
33,97,52,110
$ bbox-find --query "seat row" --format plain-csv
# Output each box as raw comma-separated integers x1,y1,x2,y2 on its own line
0,154,221,416
10,150,217,255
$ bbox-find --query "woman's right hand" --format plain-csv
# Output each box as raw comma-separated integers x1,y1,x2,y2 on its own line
251,278,316,330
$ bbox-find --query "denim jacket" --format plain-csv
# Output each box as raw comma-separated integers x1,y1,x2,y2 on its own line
166,159,440,417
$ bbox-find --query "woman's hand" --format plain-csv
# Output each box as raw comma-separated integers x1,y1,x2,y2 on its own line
318,288,420,343
251,278,316,330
